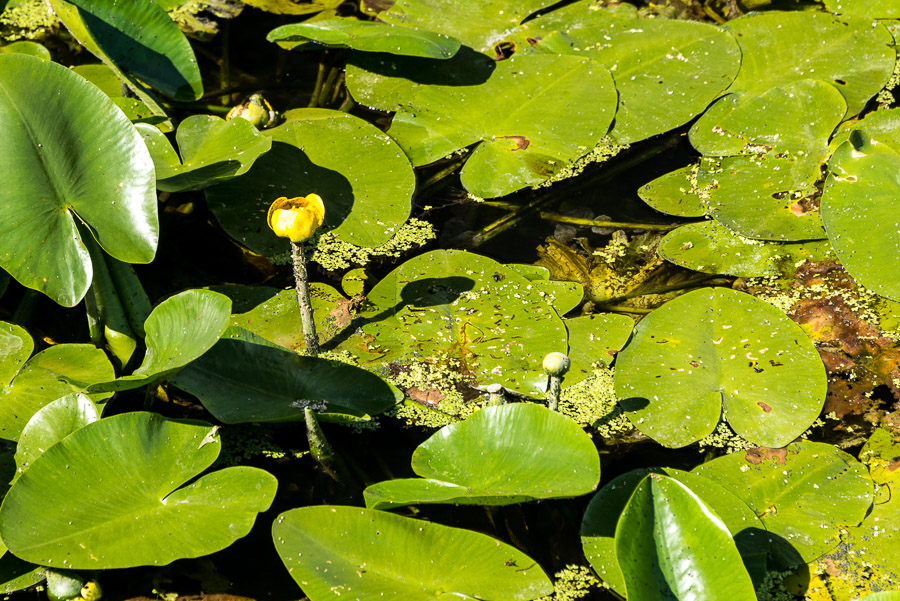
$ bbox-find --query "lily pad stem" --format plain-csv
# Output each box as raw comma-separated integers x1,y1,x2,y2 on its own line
305,407,354,486
547,375,563,412
290,241,319,356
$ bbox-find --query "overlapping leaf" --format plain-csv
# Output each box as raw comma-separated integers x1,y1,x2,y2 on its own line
364,404,600,509
0,55,157,306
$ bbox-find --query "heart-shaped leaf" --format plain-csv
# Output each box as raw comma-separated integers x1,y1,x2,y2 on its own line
363,403,600,509
564,313,633,387
89,289,232,392
615,287,826,448
137,115,272,192
0,55,157,306
0,412,277,569
615,474,757,601
694,441,873,563
273,505,553,601
267,19,460,58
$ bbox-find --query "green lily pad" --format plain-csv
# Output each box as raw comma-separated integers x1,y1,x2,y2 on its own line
273,505,554,601
0,325,113,442
519,2,741,144
89,289,232,392
171,332,402,423
823,0,900,19
581,467,768,596
136,115,271,192
690,79,847,157
0,551,43,594
701,153,826,241
14,394,99,480
348,250,567,397
822,139,900,301
0,41,50,59
51,0,202,101
637,164,708,218
215,283,345,352
363,403,600,509
386,53,617,197
377,0,557,53
722,11,894,117
614,287,826,448
206,108,414,253
615,473,757,601
694,441,873,564
0,412,277,569
243,0,341,14
0,55,157,306
267,19,460,58
530,280,583,316
815,429,900,591
659,220,832,278
564,313,633,387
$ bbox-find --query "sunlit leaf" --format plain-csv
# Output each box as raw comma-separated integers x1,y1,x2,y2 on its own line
615,287,826,448
364,403,600,508
273,505,554,601
0,412,277,569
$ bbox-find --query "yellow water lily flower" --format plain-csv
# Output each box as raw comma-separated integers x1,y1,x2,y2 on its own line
267,194,325,243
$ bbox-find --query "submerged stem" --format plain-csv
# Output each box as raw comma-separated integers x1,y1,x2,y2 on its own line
290,241,319,356
539,212,683,232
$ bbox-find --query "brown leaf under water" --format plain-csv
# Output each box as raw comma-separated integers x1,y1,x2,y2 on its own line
744,447,788,465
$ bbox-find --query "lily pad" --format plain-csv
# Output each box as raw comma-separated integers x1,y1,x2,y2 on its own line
377,0,557,53
694,441,873,564
206,108,414,253
564,313,633,387
89,289,232,392
0,55,157,306
171,331,402,423
386,53,617,197
136,115,271,192
348,250,567,397
0,324,113,442
273,505,554,601
615,287,827,448
615,474,757,601
0,41,50,59
14,394,100,479
0,412,277,569
659,220,832,278
519,2,741,144
637,164,707,218
823,0,900,17
822,139,900,301
700,153,826,241
215,283,345,352
49,0,202,101
267,19,460,58
722,11,894,117
581,467,768,596
363,403,600,509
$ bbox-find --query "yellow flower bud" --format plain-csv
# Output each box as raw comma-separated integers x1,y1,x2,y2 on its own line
267,194,326,243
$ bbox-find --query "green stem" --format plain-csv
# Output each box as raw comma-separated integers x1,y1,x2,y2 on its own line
290,241,319,355
305,407,354,486
546,375,562,412
160,102,231,114
418,155,469,195
539,212,684,232
599,276,733,306
308,56,327,108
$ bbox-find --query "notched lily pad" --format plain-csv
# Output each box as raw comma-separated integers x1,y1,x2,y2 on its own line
348,250,567,397
363,403,600,509
0,412,277,569
564,313,633,387
267,19,460,58
694,441,873,564
273,505,554,601
136,115,271,192
615,287,826,448
638,164,707,218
